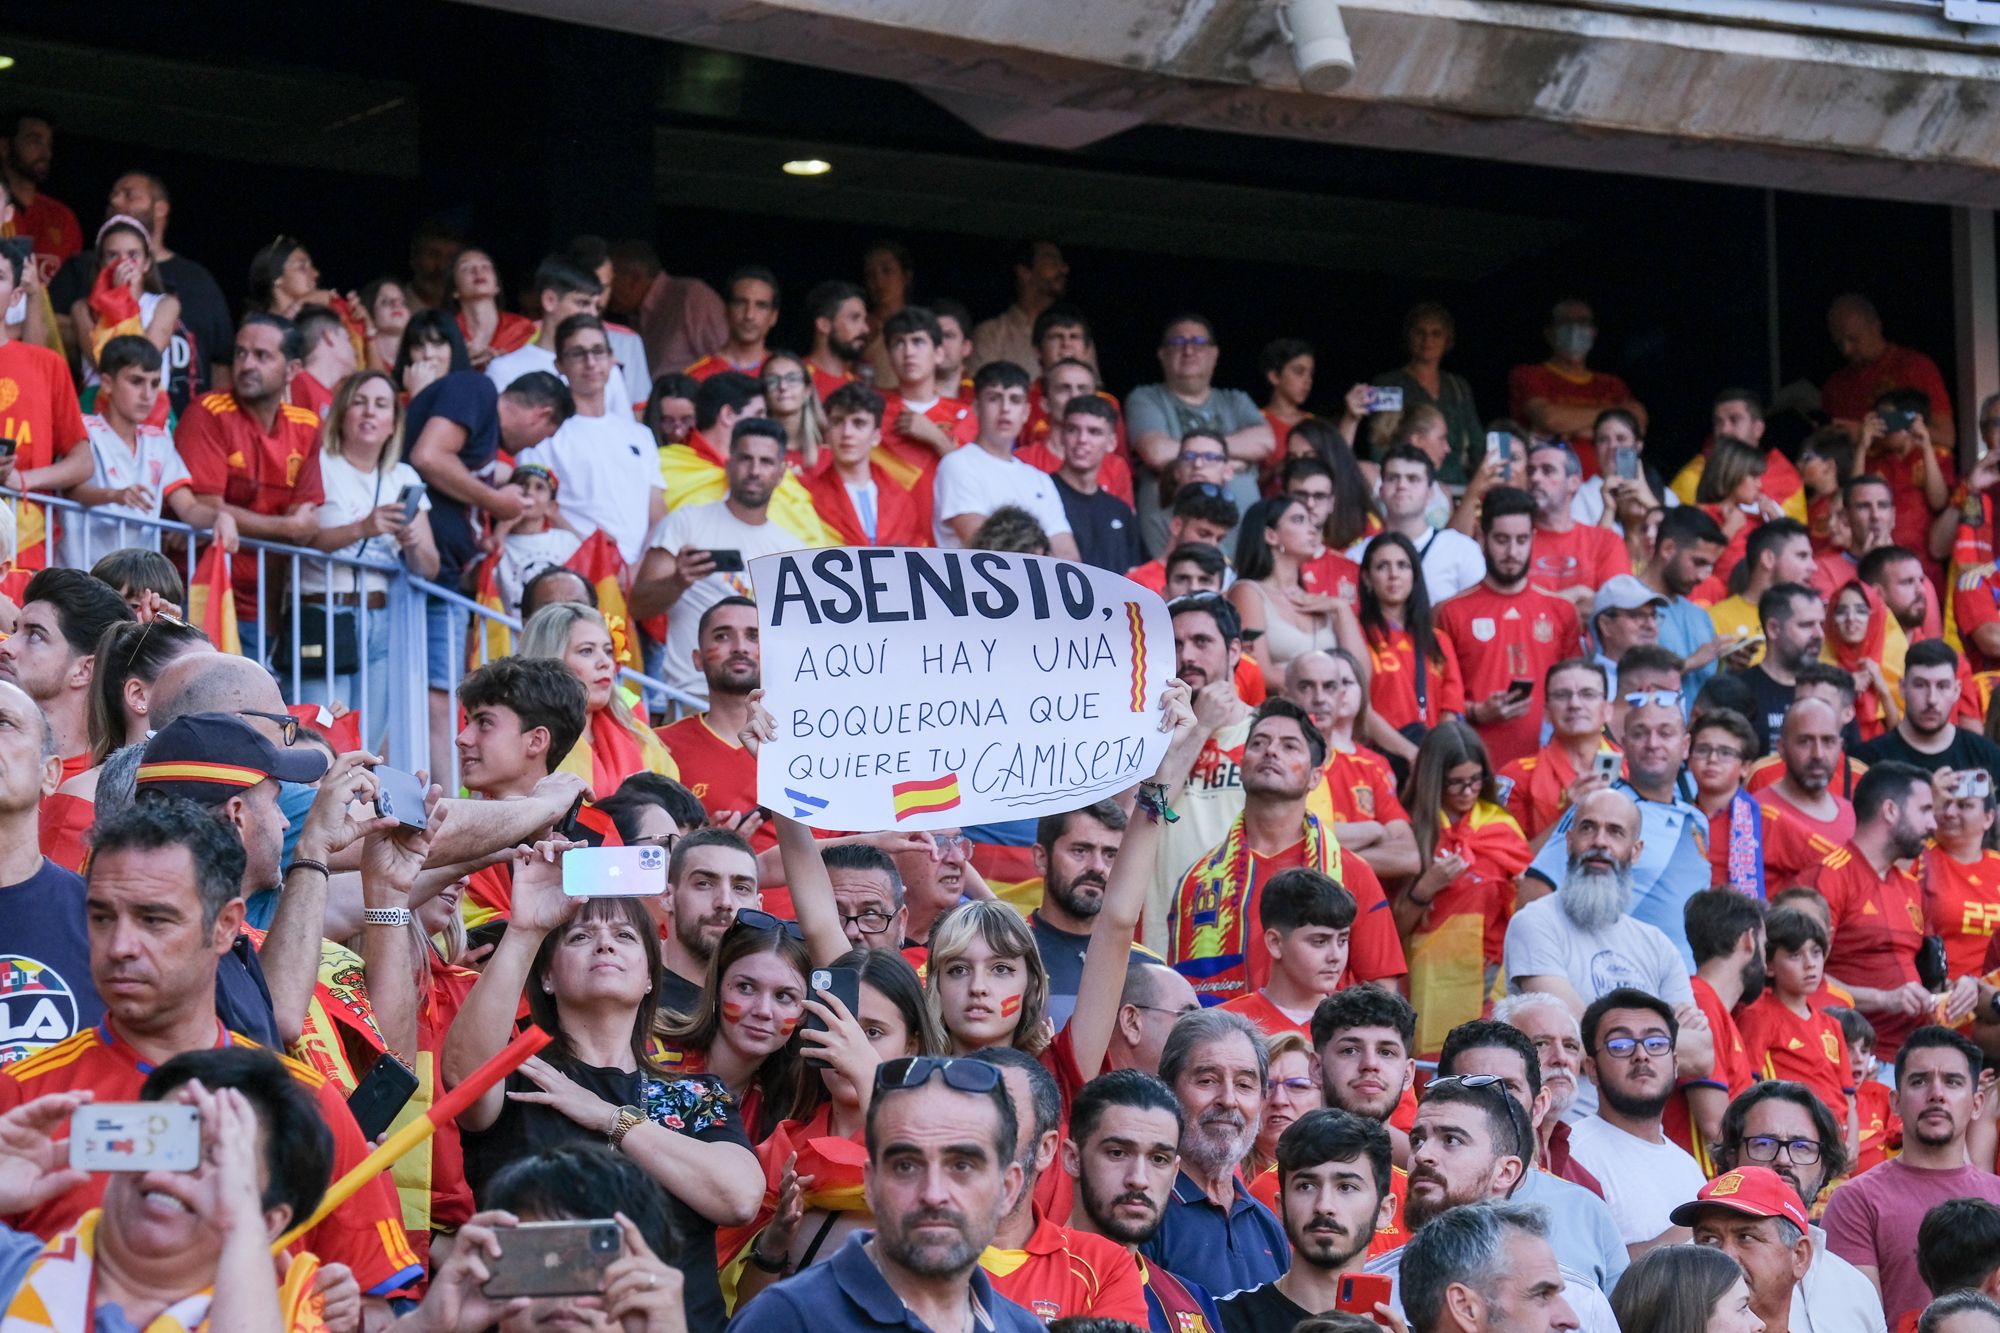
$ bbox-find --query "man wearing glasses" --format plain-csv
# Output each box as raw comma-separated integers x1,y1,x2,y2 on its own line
513,314,663,565
1362,1073,1613,1333
1716,1081,1886,1333
1518,689,1711,969
1565,989,1705,1261
1497,659,1615,845
730,1055,1045,1333
1129,315,1272,554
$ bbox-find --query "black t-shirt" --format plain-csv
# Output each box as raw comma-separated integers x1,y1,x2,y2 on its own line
1853,726,2000,776
658,965,703,1020
0,859,103,1063
462,1062,749,1333
405,372,502,584
1054,477,1143,574
1217,1281,1320,1333
1030,911,1089,1030
1725,664,1797,755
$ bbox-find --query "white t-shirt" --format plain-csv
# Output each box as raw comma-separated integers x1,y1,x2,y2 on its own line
931,443,1072,549
487,342,634,418
499,528,584,617
1502,895,1692,1121
59,415,192,569
1794,1227,1888,1333
1563,1115,1706,1247
646,502,814,704
306,455,430,595
1346,524,1487,604
517,411,660,564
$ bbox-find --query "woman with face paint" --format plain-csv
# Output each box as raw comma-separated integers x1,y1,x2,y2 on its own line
652,910,814,1141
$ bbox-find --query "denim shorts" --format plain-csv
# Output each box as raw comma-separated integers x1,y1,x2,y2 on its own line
426,598,468,691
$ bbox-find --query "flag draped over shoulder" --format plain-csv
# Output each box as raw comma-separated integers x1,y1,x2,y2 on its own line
184,541,241,654
657,443,843,547
1407,802,1531,1056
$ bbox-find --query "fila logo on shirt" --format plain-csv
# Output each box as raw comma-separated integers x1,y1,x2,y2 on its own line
0,955,83,1064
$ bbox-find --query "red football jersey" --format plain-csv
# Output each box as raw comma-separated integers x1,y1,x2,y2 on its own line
1809,844,1926,1059
1435,584,1583,766
1322,747,1409,827
0,1022,420,1296
684,352,765,382
1663,975,1755,1161
1301,548,1361,607
1218,988,1313,1039
1506,362,1634,466
1737,991,1854,1120
177,392,327,618
1528,523,1631,595
1498,742,1597,842
1364,624,1464,732
1706,799,1837,891
1921,846,2000,981
982,1213,1149,1326
1822,344,1952,428
656,715,777,854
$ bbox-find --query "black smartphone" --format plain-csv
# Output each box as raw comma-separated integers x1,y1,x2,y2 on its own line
371,765,428,832
0,438,17,468
1880,407,1915,434
483,1219,622,1298
398,483,424,523
465,920,509,956
1506,678,1534,701
348,1052,419,1140
707,548,746,573
802,966,862,1064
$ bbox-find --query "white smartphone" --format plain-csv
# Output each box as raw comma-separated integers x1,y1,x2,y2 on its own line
1592,749,1622,782
70,1104,200,1172
561,845,667,897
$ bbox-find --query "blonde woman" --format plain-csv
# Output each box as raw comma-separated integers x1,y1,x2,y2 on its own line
518,600,677,795
297,370,437,751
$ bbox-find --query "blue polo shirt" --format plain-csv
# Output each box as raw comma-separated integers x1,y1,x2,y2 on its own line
1654,594,1720,702
1523,777,1711,970
728,1231,1045,1333
1140,1172,1289,1300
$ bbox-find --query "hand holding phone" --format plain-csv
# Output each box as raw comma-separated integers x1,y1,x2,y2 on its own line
348,1054,419,1140
70,1104,200,1173
1506,678,1534,702
1591,749,1623,783
371,765,429,832
1363,386,1404,413
562,844,667,897
483,1219,623,1298
1335,1273,1395,1321
707,549,747,574
399,483,425,523
802,967,862,1065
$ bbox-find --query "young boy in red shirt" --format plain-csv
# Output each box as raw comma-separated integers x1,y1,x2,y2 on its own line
1827,1005,1898,1174
1736,906,1859,1149
1219,868,1354,1039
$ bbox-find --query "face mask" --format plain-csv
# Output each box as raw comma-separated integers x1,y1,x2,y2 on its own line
1552,322,1595,359
3,292,21,326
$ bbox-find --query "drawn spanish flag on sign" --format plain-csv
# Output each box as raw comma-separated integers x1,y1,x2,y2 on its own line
893,772,962,820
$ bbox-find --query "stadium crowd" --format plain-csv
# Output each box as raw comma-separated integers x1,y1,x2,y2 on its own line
5,108,2000,1333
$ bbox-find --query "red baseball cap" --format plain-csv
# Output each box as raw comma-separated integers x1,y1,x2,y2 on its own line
1668,1165,1809,1231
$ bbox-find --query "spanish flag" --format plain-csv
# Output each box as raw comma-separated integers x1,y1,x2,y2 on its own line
183,541,241,655
892,772,961,820
565,530,641,674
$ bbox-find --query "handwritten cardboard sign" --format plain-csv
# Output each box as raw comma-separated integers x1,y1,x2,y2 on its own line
752,547,1173,832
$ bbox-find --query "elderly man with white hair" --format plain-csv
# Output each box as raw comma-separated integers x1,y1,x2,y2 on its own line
1495,992,1606,1195
1501,788,1708,1121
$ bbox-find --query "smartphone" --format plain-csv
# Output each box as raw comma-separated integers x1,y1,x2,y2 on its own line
348,1053,419,1140
802,967,862,1064
482,1219,622,1298
1734,633,1766,654
1486,431,1514,482
0,438,17,468
1363,386,1404,413
1879,407,1915,434
1334,1273,1395,1318
398,483,424,523
70,1104,200,1173
1957,770,1994,799
1614,445,1639,481
371,765,429,833
465,920,509,956
1592,749,1622,782
562,845,667,897
1506,678,1533,701
707,548,746,573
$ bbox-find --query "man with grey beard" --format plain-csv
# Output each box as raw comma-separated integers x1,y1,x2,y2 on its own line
1502,789,1697,1121
1142,1008,1289,1297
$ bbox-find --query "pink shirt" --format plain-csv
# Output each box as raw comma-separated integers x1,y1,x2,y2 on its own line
637,271,727,375
1822,1159,2000,1325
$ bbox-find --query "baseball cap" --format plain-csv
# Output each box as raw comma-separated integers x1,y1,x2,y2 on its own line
1594,574,1669,619
512,462,559,496
1667,1165,1808,1231
136,712,330,805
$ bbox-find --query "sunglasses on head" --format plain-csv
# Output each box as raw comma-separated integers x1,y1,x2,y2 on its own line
730,908,805,942
874,1055,1004,1096
1424,1074,1531,1148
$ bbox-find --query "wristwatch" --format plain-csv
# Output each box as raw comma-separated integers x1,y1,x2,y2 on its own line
747,1244,790,1275
362,907,413,927
608,1104,644,1149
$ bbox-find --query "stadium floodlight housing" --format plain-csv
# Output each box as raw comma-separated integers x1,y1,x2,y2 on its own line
1278,0,1355,94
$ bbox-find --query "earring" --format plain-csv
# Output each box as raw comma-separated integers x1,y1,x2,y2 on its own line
134,704,147,715
543,980,554,994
